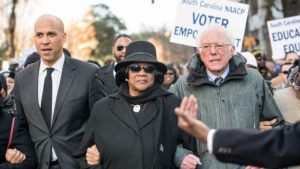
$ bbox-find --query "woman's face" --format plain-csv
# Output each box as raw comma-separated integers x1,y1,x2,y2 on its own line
6,77,14,95
163,69,175,86
127,62,155,96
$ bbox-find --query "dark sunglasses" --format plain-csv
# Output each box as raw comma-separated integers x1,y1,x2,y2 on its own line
116,45,127,51
128,64,155,73
281,71,289,75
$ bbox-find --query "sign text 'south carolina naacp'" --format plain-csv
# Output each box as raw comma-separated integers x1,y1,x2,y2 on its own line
170,0,249,52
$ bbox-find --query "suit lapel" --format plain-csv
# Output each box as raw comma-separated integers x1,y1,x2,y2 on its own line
111,97,140,134
51,58,76,128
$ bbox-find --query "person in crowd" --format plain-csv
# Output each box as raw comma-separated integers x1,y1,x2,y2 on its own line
241,51,258,69
24,52,40,68
163,64,178,89
14,14,103,169
74,41,192,169
1,71,15,97
175,95,300,169
96,34,132,97
169,25,284,169
0,74,38,169
284,51,299,64
274,61,300,125
252,50,275,80
271,62,293,90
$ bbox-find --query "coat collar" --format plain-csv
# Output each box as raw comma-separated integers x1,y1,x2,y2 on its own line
187,53,248,86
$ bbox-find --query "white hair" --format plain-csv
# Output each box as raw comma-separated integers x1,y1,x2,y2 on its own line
197,25,235,46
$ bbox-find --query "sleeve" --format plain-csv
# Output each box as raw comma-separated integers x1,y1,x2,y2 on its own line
1,77,38,169
259,79,284,127
88,70,108,111
73,102,98,169
213,122,300,168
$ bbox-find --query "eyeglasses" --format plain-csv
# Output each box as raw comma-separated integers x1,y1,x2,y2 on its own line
128,64,155,73
281,71,289,75
199,43,231,52
116,45,127,51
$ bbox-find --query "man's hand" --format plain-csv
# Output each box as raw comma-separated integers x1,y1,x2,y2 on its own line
86,144,101,165
180,154,201,169
175,95,210,143
5,148,26,164
259,118,277,131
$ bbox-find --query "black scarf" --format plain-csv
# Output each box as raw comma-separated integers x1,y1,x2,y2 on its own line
118,83,171,104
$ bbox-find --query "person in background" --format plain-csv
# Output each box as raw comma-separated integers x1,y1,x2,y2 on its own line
274,61,300,126
74,41,193,169
284,51,299,64
163,64,178,89
170,25,284,169
241,51,258,69
1,71,15,97
175,95,300,169
271,62,293,90
0,74,38,169
24,52,40,68
96,34,132,97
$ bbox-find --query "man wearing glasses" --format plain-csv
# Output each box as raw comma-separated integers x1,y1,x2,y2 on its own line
96,34,132,98
169,25,284,169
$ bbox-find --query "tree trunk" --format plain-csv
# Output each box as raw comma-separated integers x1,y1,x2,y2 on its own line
8,0,17,58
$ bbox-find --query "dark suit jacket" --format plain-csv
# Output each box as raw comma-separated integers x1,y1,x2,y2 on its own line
14,56,102,169
213,122,300,168
96,63,118,98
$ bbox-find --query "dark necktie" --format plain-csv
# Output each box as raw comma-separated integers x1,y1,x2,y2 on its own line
214,77,223,86
41,68,54,129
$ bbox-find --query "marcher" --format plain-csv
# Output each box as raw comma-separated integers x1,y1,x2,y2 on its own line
96,34,132,97
74,41,192,169
163,64,178,89
0,74,37,169
169,25,284,169
14,14,102,169
175,95,300,169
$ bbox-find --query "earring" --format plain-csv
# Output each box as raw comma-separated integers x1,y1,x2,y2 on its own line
125,78,128,82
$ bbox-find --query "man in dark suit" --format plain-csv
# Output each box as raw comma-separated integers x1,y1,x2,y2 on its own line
175,95,300,169
96,34,132,97
14,14,102,169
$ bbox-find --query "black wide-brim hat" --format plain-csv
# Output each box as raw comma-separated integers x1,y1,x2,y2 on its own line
115,41,167,74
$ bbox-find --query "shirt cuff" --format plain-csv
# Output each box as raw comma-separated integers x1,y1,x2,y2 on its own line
207,129,216,153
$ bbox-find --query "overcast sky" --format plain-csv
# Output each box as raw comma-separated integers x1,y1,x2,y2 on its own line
32,0,178,34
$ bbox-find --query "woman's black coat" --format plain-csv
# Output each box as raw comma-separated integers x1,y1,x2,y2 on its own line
74,92,188,169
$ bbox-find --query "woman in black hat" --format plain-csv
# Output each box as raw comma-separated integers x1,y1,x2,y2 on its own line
74,41,191,169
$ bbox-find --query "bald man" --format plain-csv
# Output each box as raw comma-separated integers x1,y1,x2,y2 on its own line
14,14,102,169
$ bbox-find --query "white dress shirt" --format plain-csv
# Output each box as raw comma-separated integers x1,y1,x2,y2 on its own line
206,65,230,83
38,54,65,161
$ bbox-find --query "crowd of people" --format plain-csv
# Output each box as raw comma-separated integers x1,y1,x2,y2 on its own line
0,13,299,169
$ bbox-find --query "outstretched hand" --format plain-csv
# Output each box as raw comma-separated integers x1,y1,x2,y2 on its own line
175,95,210,143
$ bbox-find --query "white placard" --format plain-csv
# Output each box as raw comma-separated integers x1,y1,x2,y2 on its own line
267,15,300,60
170,0,249,52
